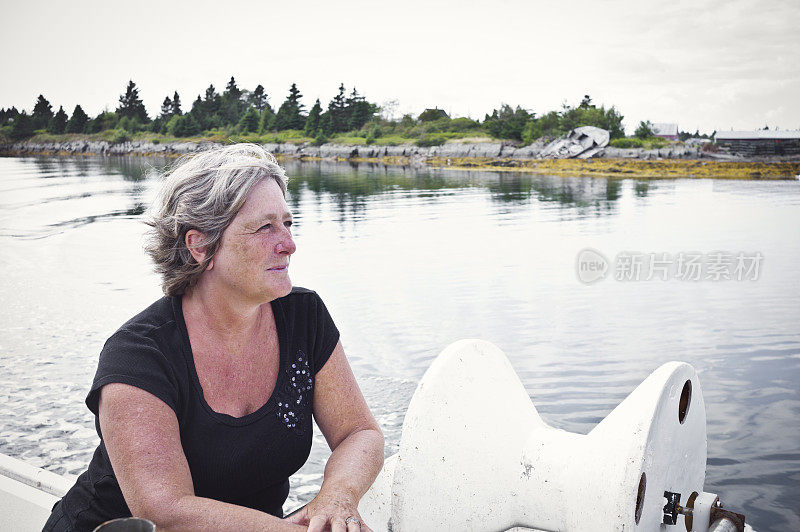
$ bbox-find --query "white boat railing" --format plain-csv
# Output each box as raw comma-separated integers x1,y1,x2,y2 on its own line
0,452,75,531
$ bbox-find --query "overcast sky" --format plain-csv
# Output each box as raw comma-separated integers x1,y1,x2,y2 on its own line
2,0,798,135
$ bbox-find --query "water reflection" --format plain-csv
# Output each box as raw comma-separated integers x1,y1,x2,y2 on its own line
487,174,632,210
44,204,147,231
282,160,641,222
0,156,159,239
1,156,798,530
17,157,647,228
634,180,650,197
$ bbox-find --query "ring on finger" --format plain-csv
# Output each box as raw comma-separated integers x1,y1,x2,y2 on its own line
345,516,361,527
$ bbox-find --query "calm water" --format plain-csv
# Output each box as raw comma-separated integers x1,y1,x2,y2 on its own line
1,156,798,530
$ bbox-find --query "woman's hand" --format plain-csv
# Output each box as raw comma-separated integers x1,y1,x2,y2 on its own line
285,489,372,532
285,340,384,532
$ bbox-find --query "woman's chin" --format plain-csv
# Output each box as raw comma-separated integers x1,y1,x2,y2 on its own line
271,278,293,299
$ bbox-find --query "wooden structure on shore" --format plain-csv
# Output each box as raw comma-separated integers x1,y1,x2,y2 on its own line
716,130,800,156
652,123,679,140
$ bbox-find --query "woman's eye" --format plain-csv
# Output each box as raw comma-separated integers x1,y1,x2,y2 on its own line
258,224,271,231
284,220,293,228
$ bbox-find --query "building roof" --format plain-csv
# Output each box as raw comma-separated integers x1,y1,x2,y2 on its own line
651,123,678,136
716,130,800,140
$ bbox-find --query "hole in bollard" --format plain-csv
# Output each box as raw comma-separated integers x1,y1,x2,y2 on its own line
679,379,692,424
93,517,156,532
635,472,647,524
684,491,699,531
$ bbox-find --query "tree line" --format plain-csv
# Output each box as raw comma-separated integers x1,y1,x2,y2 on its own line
0,78,380,142
1,79,695,146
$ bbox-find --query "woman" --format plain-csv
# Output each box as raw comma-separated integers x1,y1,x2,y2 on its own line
44,144,384,531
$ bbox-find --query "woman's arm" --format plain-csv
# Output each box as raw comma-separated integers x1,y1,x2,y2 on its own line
99,383,306,532
286,340,385,532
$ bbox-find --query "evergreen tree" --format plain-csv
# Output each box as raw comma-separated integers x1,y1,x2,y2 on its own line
183,114,201,136
156,92,178,132
249,84,267,112
348,101,373,130
328,83,348,133
318,111,333,136
3,107,20,128
189,95,206,130
32,95,54,130
258,107,275,133
346,87,375,131
221,76,244,126
204,85,220,107
599,106,625,139
343,88,357,129
238,107,261,133
160,96,174,119
0,107,18,127
150,117,164,134
117,80,149,122
483,105,532,140
47,106,68,134
558,100,624,139
66,105,89,133
634,120,655,139
313,129,328,146
304,99,322,137
225,76,242,100
190,95,203,116
10,111,34,139
88,110,119,133
171,91,182,115
521,110,561,142
202,85,221,124
118,116,139,133
273,83,306,130
170,114,201,137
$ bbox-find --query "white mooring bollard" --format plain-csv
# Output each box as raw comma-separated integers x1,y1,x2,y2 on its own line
359,339,746,532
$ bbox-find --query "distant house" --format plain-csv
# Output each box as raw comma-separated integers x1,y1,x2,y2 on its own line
418,108,449,122
715,130,800,156
651,123,679,140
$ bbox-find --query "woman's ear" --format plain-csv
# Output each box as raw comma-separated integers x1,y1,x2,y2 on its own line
185,229,212,270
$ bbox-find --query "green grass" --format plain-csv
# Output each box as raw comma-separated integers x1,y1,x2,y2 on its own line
330,134,366,146
27,131,87,143
374,135,414,146
610,137,672,149
234,130,314,145
6,127,645,149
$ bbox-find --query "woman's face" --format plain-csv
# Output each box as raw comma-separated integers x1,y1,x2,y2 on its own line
208,178,296,304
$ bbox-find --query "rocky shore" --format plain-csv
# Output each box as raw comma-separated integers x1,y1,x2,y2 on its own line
3,139,799,179
0,138,726,160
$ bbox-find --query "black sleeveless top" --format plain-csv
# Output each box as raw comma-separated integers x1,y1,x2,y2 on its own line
47,287,339,530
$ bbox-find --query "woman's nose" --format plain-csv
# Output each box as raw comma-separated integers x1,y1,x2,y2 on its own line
276,234,296,255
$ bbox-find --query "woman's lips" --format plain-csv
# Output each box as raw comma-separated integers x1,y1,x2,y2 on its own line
268,265,289,272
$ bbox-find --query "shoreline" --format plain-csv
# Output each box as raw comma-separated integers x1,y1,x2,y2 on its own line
2,139,799,180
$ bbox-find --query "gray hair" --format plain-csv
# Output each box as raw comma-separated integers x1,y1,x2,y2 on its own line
144,143,288,296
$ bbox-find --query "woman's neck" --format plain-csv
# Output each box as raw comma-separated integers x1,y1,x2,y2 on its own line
182,282,269,343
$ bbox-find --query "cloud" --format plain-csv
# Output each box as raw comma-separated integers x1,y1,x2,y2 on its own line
1,0,797,133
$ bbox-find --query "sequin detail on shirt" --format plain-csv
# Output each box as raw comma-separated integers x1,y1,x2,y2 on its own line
276,349,313,432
